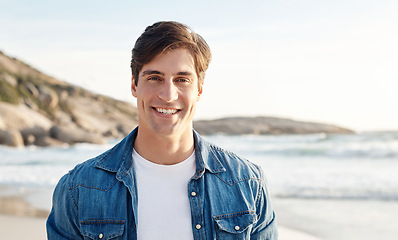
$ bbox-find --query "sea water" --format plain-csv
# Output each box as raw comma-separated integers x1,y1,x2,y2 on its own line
1,131,397,201
208,131,398,201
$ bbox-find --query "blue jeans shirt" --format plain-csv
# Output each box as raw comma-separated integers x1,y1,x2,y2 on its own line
47,128,278,239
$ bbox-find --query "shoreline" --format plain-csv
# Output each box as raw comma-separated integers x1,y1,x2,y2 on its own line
0,184,325,240
0,185,51,218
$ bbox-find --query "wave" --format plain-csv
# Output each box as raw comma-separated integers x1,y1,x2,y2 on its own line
206,131,398,159
274,188,398,201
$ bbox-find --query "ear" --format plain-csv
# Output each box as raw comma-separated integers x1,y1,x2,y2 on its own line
197,82,203,101
131,76,138,98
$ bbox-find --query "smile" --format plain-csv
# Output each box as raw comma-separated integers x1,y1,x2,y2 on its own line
154,107,180,115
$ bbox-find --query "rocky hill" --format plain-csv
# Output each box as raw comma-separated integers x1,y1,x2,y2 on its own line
194,117,353,135
0,51,353,147
0,51,138,147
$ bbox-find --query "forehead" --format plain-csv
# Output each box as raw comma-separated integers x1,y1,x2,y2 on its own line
140,48,196,76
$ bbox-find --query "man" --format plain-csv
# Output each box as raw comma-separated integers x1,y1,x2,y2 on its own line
47,21,278,239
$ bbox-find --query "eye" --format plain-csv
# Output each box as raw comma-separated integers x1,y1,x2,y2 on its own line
176,78,190,83
148,76,161,81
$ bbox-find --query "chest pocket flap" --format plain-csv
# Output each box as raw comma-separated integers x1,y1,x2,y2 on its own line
213,210,257,234
81,219,125,240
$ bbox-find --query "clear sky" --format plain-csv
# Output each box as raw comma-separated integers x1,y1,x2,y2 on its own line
1,0,398,131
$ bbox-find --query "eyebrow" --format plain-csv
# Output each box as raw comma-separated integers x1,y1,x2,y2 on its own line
142,70,164,76
141,70,195,77
176,71,195,76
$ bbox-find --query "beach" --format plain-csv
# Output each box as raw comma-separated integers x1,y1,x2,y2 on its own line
0,185,325,240
274,198,398,240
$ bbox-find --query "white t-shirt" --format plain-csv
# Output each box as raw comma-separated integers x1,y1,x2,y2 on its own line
132,149,196,240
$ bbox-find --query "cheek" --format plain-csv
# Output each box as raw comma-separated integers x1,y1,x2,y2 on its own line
135,92,146,108
188,94,200,107
136,87,151,100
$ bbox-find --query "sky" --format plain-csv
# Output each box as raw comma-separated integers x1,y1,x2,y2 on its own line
1,0,398,132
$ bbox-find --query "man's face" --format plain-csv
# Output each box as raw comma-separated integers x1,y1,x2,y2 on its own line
131,48,202,137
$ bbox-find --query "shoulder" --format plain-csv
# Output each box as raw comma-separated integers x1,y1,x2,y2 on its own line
198,136,264,185
215,144,262,175
64,130,137,189
62,147,120,191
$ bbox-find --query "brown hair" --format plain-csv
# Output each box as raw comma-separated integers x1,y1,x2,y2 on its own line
130,21,212,89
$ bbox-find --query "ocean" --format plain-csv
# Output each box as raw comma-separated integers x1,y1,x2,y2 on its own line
1,131,397,239
2,131,396,200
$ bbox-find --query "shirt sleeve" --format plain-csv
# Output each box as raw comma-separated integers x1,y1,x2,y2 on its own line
250,165,279,239
46,173,83,239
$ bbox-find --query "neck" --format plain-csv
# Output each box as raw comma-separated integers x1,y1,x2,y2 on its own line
133,128,195,165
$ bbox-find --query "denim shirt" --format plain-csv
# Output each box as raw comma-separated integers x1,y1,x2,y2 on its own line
47,128,278,239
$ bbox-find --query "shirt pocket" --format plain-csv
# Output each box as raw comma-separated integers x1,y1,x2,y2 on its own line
213,210,257,240
81,219,125,240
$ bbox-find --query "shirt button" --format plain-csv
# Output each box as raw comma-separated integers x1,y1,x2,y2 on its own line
196,224,202,230
191,191,197,197
99,233,104,239
235,226,240,231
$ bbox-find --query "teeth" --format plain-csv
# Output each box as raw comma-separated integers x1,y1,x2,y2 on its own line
156,108,178,115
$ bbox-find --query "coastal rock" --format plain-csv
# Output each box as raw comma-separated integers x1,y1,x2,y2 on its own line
34,136,65,147
0,117,5,129
0,102,53,130
53,111,73,126
49,125,106,144
66,96,137,136
23,98,39,110
38,85,58,109
24,82,40,98
116,123,135,136
20,126,49,146
0,72,17,87
67,97,111,133
104,128,119,138
0,129,24,147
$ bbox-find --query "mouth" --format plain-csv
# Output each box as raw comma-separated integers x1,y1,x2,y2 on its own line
153,107,181,115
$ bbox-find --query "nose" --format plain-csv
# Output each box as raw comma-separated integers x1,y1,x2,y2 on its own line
158,79,178,102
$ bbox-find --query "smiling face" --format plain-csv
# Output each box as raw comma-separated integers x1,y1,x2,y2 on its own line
131,48,202,139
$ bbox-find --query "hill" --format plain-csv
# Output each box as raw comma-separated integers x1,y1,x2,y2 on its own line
0,50,138,147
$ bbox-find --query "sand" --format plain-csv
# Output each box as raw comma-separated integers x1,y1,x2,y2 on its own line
274,198,398,240
0,214,47,240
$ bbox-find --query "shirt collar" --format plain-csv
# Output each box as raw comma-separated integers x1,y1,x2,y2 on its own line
94,127,226,178
192,129,226,179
